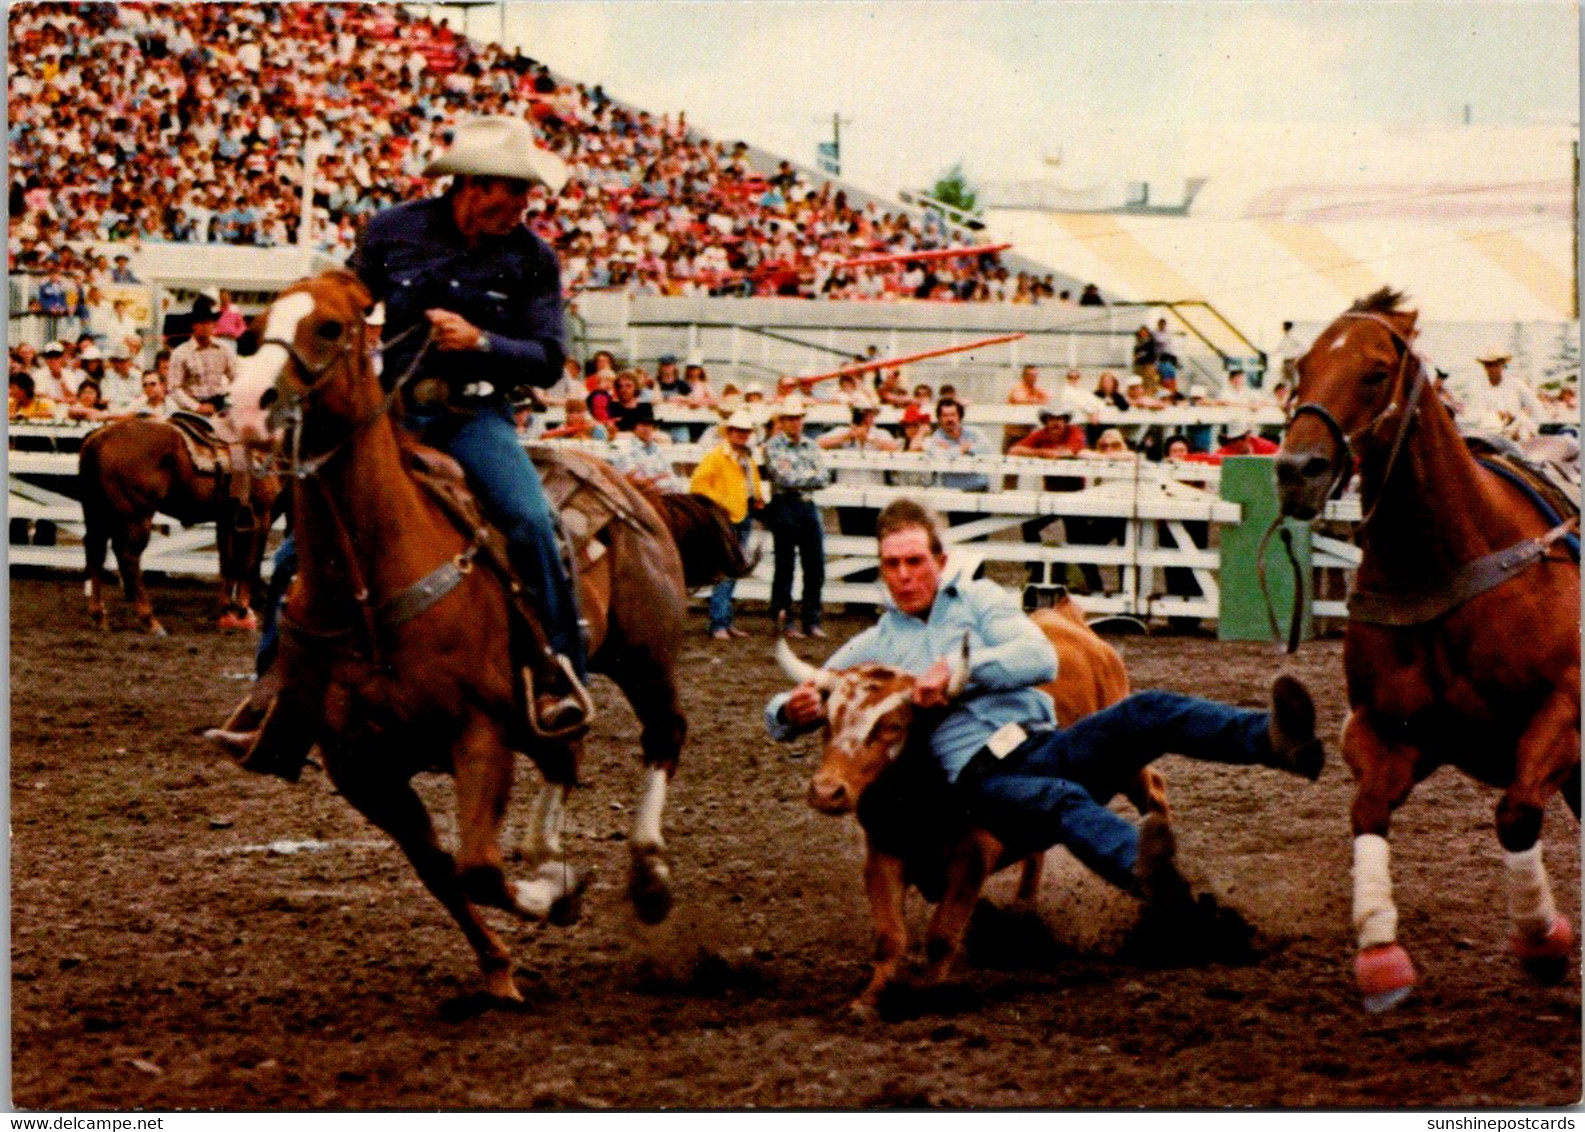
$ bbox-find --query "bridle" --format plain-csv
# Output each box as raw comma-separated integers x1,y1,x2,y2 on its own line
1261,310,1428,652
1285,309,1427,532
258,312,432,480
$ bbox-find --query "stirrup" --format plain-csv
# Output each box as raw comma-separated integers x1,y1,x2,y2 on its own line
523,653,596,740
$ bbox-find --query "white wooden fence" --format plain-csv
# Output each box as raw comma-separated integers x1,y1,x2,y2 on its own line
8,419,1360,625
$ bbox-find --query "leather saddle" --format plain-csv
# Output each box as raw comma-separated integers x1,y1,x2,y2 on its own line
167,412,268,517
1465,433,1580,531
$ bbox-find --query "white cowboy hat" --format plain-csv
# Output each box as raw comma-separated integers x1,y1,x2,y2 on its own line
1476,347,1512,365
723,410,758,431
424,116,569,192
771,395,808,419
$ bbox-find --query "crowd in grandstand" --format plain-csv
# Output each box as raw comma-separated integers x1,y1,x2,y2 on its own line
9,1,1085,306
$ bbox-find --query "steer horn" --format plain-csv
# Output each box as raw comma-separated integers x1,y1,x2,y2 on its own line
776,637,837,691
944,632,972,699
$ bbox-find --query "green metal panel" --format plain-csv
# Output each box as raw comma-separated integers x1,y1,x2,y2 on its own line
1218,456,1313,642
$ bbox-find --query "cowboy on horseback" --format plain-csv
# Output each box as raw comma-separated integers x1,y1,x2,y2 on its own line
216,115,592,775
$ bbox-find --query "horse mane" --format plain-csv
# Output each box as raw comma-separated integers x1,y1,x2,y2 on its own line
1349,287,1408,315
637,488,755,588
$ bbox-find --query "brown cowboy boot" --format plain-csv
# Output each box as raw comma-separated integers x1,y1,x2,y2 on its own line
1266,675,1325,781
203,664,317,782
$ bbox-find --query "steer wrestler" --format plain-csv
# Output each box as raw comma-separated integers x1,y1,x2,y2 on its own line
764,498,1324,901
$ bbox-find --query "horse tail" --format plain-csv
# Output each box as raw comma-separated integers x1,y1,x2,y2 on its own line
639,489,755,589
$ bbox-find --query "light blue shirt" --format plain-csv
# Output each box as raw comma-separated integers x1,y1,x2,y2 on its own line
925,425,993,491
765,563,1057,782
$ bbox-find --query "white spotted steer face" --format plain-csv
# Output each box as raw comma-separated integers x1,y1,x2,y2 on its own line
776,636,968,815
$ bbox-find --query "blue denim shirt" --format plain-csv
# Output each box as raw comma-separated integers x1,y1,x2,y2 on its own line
925,424,993,491
350,195,566,399
765,564,1057,781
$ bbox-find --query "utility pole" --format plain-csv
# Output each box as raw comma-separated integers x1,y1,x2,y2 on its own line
815,112,851,177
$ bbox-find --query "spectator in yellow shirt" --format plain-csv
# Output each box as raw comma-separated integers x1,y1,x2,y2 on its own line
689,410,763,640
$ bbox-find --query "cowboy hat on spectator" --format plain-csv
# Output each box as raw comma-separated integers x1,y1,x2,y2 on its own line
41,341,65,356
771,395,808,419
424,116,569,193
1038,406,1072,423
724,410,757,432
1476,347,1512,365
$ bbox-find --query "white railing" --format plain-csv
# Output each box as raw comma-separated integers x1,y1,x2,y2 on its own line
8,422,1358,625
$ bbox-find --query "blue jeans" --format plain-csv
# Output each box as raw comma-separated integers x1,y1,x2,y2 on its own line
766,494,824,630
408,404,584,677
707,515,754,632
963,691,1272,890
256,536,298,676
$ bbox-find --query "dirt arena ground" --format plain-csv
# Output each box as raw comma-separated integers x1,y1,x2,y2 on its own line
10,575,1581,1110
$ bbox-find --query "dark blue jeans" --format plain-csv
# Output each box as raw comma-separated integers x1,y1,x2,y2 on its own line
962,690,1273,890
766,494,824,631
408,403,584,677
256,536,297,676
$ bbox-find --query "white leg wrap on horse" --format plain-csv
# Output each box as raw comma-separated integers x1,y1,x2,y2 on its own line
633,766,668,852
1504,844,1559,939
1352,834,1399,950
524,783,566,862
512,861,580,919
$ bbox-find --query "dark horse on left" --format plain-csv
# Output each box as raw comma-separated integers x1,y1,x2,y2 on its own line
78,415,282,634
226,270,746,1002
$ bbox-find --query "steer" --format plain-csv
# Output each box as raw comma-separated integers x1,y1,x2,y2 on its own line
780,591,1168,1015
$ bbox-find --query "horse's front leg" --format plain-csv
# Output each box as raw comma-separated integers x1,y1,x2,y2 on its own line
1345,708,1427,1012
214,524,259,632
1498,689,1579,983
113,518,165,636
323,740,520,1002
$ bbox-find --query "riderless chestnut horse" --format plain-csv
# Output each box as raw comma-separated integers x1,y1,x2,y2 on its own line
79,415,281,634
1275,288,1579,1012
229,270,704,1002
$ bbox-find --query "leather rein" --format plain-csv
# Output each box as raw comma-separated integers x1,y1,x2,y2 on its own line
1288,310,1576,631
263,309,481,666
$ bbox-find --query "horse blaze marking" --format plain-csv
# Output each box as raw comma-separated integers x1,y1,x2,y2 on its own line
1329,330,1349,351
234,291,316,429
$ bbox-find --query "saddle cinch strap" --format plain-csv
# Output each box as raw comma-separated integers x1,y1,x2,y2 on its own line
1347,517,1579,628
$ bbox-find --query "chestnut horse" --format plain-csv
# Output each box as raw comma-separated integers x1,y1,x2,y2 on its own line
1275,288,1579,1012
229,271,695,1002
79,417,280,634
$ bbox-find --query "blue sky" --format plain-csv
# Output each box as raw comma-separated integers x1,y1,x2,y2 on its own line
487,2,1579,196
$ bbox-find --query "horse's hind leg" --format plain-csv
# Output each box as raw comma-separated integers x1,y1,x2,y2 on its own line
83,510,111,629
113,516,165,636
452,715,583,923
606,655,686,925
516,774,587,924
1497,691,1578,983
323,743,521,1002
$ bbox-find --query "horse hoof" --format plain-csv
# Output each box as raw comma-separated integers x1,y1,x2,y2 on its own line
628,850,673,925
1356,943,1416,1012
483,968,524,1004
1514,916,1574,984
218,611,259,633
146,621,169,638
844,998,881,1024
